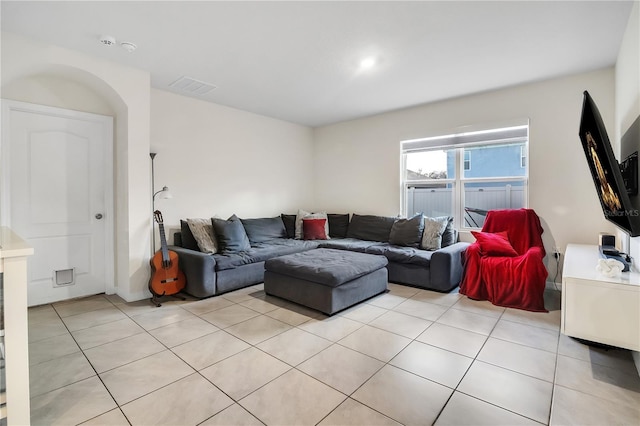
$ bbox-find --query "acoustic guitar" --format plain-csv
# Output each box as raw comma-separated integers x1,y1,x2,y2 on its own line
149,210,186,306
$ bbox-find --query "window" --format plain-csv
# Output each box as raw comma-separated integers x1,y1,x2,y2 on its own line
401,122,529,229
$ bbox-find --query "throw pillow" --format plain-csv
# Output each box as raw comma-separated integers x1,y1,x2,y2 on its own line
211,215,251,253
327,214,350,238
294,209,311,239
346,214,396,242
240,217,286,244
389,213,425,247
471,230,518,256
281,214,296,238
180,219,200,251
303,218,328,240
440,216,456,247
421,216,450,250
295,209,330,240
186,218,218,254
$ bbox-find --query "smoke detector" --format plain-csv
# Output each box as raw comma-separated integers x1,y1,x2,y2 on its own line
120,42,137,53
99,35,116,47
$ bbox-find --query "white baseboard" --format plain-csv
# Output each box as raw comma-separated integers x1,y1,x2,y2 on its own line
116,289,151,303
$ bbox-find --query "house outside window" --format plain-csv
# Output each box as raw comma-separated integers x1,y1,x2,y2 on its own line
401,121,529,229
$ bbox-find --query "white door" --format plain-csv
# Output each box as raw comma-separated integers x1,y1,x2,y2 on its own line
2,100,114,306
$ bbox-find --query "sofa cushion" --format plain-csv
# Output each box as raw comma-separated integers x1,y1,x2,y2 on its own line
211,215,251,253
185,218,218,254
303,218,328,240
389,214,425,248
248,239,320,263
264,248,388,287
214,239,320,271
328,214,350,238
281,214,296,238
241,217,287,244
318,238,386,253
378,244,433,267
180,220,200,251
346,214,396,242
421,216,450,250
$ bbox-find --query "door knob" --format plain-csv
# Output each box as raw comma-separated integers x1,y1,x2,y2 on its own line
95,213,103,220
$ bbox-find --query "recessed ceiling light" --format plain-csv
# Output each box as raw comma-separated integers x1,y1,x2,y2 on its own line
359,56,377,70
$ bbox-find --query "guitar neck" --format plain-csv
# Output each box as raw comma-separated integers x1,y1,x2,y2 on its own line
158,223,170,263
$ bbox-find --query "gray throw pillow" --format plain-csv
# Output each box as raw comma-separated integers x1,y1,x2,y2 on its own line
346,214,396,242
440,216,456,247
389,214,425,248
211,215,251,253
281,214,296,238
421,216,450,250
240,217,286,244
328,214,350,238
186,218,218,253
180,219,200,251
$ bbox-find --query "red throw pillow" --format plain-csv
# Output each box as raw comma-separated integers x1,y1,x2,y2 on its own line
471,231,518,256
303,218,328,240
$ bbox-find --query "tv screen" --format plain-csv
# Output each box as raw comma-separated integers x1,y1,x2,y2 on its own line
579,91,640,237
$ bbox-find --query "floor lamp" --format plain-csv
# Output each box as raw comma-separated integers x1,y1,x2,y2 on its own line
150,152,172,254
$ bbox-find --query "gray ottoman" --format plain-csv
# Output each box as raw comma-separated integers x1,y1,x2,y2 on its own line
264,248,388,315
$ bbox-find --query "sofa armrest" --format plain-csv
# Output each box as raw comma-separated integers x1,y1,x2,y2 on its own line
430,242,471,291
168,246,217,298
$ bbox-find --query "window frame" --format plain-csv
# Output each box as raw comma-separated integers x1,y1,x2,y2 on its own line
401,121,529,230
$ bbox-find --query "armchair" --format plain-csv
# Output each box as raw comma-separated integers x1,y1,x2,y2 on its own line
460,208,548,312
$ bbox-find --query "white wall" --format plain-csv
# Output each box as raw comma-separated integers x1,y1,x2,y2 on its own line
150,89,315,242
314,68,618,258
614,1,640,376
2,74,114,116
1,32,151,302
617,3,640,259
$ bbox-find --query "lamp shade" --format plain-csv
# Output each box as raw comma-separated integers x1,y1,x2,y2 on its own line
154,186,172,200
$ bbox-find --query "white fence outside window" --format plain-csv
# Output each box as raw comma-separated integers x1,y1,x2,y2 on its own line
407,185,525,228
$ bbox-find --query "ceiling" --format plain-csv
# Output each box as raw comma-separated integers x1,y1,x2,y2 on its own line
1,1,634,127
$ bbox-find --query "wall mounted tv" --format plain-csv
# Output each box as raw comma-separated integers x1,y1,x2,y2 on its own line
579,90,640,237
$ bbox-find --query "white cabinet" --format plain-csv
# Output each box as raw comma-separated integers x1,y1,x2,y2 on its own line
562,244,640,351
0,227,33,425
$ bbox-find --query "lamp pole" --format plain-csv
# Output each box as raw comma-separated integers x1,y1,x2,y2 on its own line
150,153,157,255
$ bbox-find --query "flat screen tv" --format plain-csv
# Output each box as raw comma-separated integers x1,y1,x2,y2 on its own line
579,90,640,237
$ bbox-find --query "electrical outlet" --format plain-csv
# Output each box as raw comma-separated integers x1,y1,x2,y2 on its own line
553,251,561,260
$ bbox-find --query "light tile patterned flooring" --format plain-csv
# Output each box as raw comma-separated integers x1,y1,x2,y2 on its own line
27,283,640,425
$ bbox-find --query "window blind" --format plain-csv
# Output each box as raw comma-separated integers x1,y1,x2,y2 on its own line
402,123,529,153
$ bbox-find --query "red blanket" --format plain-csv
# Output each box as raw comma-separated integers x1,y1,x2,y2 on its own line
460,209,548,312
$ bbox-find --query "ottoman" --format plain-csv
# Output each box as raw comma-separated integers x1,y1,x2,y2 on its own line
264,248,388,315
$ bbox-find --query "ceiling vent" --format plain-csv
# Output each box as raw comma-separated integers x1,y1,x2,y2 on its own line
169,76,217,96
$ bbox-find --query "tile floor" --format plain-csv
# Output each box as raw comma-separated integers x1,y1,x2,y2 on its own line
27,283,640,425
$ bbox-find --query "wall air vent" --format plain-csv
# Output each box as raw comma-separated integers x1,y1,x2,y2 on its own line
169,76,217,96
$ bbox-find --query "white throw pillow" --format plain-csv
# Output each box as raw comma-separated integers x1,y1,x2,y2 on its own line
186,218,218,253
295,209,330,240
421,216,449,250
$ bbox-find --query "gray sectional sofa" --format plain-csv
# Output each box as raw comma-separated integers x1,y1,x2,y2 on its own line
170,213,470,299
